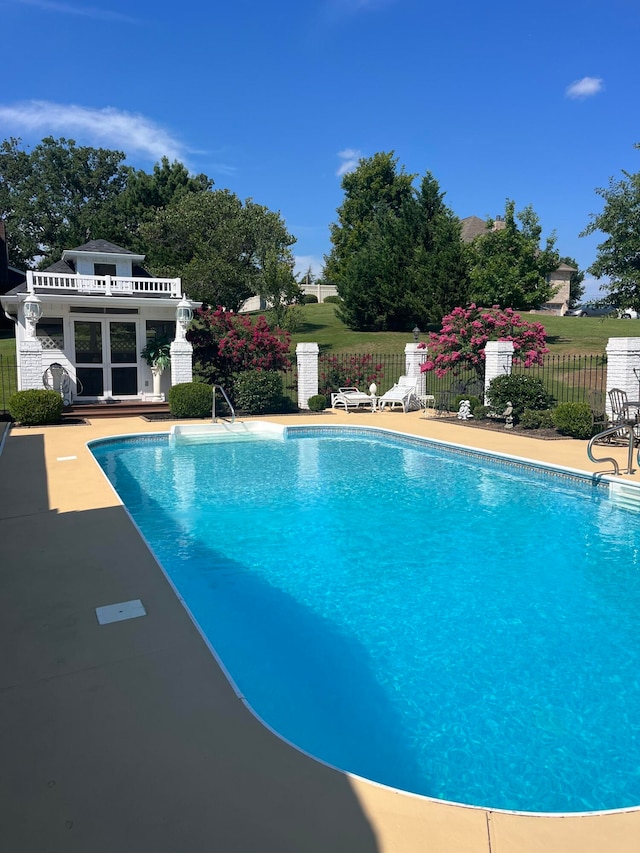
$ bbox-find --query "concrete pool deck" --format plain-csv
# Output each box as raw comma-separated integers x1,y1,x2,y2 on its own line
2,409,640,852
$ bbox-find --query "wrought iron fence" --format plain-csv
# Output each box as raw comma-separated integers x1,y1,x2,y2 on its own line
0,349,610,416
318,352,405,398
419,353,609,408
281,361,298,407
0,353,17,415
513,353,608,404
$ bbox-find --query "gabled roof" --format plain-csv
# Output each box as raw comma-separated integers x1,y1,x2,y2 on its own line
44,259,76,274
66,239,138,255
460,216,490,243
62,239,146,265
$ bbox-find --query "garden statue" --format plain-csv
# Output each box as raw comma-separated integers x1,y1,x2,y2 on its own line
503,401,514,429
457,399,473,420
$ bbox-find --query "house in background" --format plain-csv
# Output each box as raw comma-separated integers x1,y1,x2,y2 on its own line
460,215,576,316
0,239,199,405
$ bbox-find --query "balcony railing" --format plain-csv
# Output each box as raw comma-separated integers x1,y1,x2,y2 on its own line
26,270,182,298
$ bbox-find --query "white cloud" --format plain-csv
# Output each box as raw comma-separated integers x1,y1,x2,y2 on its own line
0,101,188,163
294,255,324,279
336,148,361,176
13,0,139,24
565,77,604,100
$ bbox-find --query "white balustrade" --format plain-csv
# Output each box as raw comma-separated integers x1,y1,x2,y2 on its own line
26,270,181,298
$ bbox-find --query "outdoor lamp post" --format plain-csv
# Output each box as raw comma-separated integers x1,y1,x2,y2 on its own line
23,293,42,339
413,325,420,343
176,295,194,341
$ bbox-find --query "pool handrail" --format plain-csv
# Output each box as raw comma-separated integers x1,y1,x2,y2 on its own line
587,423,636,475
212,385,236,424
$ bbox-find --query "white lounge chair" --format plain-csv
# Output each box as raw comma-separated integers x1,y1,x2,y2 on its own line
331,387,375,412
378,376,418,413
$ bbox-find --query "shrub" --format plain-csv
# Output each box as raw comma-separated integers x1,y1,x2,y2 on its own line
473,404,491,420
302,294,318,304
452,394,481,414
486,374,554,423
168,382,212,418
234,370,286,414
520,408,556,430
552,402,593,439
307,394,327,412
323,295,341,304
188,308,291,388
8,389,64,425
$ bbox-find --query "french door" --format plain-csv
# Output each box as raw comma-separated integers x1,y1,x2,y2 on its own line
74,319,139,399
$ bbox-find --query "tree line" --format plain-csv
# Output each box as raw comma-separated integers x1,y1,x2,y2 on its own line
0,136,300,314
4,138,639,330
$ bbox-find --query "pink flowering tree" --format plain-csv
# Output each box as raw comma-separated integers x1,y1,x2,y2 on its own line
187,307,291,389
419,304,548,381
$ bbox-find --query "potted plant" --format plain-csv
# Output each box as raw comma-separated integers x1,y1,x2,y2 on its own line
141,336,172,398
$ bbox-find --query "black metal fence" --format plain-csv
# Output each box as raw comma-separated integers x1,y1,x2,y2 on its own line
0,350,612,415
0,354,17,415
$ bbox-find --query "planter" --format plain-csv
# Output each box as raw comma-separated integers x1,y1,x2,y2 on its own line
151,366,164,400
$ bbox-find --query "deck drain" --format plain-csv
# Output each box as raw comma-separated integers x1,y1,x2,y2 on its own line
95,599,146,625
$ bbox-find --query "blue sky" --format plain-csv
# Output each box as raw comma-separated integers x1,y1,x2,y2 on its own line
2,0,639,300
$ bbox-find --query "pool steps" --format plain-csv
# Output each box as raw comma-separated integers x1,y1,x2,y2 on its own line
609,480,640,512
170,421,286,445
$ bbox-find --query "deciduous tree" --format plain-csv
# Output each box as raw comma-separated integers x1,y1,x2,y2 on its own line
420,304,548,381
581,152,640,310
141,190,296,312
0,136,128,268
467,200,559,310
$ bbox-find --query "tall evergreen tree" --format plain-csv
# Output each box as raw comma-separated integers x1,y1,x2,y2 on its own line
325,153,470,330
408,173,470,325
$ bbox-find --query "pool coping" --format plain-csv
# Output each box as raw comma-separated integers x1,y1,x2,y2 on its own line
3,410,640,852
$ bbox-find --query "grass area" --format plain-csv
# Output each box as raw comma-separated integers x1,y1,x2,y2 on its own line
0,330,16,359
288,303,639,356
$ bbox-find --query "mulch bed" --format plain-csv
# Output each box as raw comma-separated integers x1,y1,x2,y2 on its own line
442,417,567,440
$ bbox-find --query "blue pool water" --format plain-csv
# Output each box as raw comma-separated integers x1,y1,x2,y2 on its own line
91,427,640,813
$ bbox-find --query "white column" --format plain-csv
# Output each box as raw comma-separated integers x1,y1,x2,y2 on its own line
404,343,427,396
483,340,514,403
296,342,319,409
605,337,640,415
170,339,194,387
19,338,44,390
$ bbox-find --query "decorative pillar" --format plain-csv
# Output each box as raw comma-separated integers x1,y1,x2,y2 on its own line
19,338,44,390
483,340,514,403
405,343,427,396
605,337,640,415
170,340,193,386
296,342,319,409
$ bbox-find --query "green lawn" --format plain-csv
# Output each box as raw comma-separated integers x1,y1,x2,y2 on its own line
0,331,16,359
288,304,637,356
2,305,635,360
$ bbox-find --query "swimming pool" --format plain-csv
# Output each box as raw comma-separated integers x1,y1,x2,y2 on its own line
90,425,640,814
